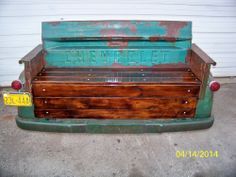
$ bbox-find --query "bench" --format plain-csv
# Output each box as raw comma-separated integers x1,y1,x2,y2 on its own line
17,20,218,132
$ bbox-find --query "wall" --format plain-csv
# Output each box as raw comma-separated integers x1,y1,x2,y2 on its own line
0,0,236,86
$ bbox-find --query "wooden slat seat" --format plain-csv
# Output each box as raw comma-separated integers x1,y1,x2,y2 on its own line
33,67,200,84
32,67,201,119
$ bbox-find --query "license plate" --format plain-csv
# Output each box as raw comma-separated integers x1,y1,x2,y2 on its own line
2,92,32,106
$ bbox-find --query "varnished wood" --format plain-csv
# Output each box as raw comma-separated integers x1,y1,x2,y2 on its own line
35,108,195,119
189,44,216,98
191,44,216,66
39,71,193,78
34,97,197,109
33,67,200,84
43,65,189,73
33,76,199,84
32,84,200,97
20,45,45,91
32,66,201,119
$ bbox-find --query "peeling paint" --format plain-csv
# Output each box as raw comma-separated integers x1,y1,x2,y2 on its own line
107,41,128,49
43,21,191,67
100,29,127,37
49,21,61,26
120,21,137,33
159,21,187,37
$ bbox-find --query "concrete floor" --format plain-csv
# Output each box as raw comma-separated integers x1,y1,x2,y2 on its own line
0,82,236,177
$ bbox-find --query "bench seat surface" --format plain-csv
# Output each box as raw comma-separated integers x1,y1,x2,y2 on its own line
32,67,200,119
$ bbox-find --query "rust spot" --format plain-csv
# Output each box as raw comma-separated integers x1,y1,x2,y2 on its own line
90,21,111,26
100,29,118,36
49,21,61,26
185,49,192,63
107,41,128,49
130,26,137,33
165,37,177,42
149,36,177,42
159,21,187,38
111,63,127,68
100,29,128,38
149,36,162,42
120,21,137,33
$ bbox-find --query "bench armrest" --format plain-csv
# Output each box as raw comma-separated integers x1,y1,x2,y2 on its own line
189,44,216,98
19,44,45,91
191,43,216,66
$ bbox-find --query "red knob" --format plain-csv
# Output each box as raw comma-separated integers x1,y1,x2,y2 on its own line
11,80,22,91
209,81,220,92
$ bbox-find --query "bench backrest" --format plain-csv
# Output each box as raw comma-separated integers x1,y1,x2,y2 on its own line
42,20,192,67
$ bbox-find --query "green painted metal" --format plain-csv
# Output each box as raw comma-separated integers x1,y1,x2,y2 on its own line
42,21,192,41
42,20,192,67
195,75,214,118
45,48,188,67
18,106,35,119
16,116,213,133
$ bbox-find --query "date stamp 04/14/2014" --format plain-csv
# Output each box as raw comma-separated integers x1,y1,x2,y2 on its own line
176,150,219,158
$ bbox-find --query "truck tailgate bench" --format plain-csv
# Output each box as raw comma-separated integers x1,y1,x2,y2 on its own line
15,20,218,133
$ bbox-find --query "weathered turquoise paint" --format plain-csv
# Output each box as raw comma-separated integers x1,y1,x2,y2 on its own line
18,106,35,119
46,48,188,67
44,40,191,49
16,116,213,133
42,20,192,67
42,21,192,40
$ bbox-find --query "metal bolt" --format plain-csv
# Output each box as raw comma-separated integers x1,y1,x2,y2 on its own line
142,74,145,76
185,101,188,104
45,111,49,114
187,89,191,93
183,111,187,115
34,78,38,81
42,89,46,92
87,78,90,81
44,100,47,104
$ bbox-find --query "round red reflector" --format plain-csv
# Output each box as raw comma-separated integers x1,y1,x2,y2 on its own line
209,81,220,92
11,80,22,91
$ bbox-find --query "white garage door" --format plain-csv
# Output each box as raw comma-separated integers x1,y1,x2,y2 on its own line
0,0,236,86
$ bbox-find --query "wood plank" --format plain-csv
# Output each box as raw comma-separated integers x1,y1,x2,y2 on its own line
189,44,216,98
191,44,216,66
19,45,45,91
34,97,197,109
33,76,200,84
39,71,194,78
43,66,189,72
32,84,200,97
35,108,195,119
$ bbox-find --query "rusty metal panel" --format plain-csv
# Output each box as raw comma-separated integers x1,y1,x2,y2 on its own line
42,21,192,41
42,20,192,67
